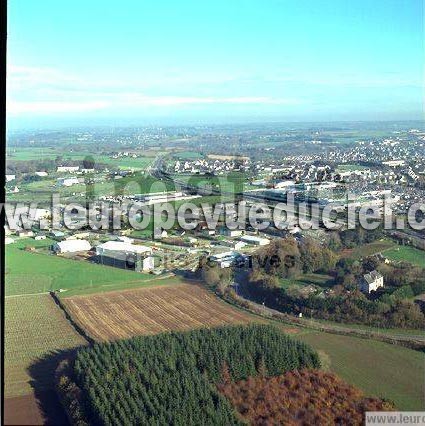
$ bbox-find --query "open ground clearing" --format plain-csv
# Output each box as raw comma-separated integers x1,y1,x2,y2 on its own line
5,240,160,296
341,240,396,259
384,245,425,268
279,273,334,289
296,330,425,410
4,391,68,426
6,147,162,169
63,284,254,341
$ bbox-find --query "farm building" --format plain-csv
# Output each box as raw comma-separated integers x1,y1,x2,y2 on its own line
240,235,270,246
96,241,154,272
57,177,80,187
358,270,384,294
50,230,66,240
57,166,79,173
17,230,34,238
219,228,243,237
209,251,246,268
53,239,92,253
153,228,168,239
234,241,247,250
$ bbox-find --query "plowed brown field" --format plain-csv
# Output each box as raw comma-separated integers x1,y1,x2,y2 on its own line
63,284,253,341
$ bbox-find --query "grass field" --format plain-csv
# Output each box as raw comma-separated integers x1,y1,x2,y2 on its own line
6,147,62,161
296,331,425,410
6,147,162,170
63,284,253,341
175,150,203,159
173,172,255,193
5,294,86,397
336,164,370,172
279,273,334,289
7,172,174,205
342,240,396,259
384,246,425,268
311,318,425,337
5,241,158,296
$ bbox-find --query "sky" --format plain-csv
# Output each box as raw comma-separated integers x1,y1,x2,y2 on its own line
7,0,425,128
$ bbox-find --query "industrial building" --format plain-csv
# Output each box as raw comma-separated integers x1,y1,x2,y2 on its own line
96,241,154,272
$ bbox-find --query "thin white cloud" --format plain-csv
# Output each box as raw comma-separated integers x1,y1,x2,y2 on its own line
7,100,111,114
7,64,301,115
7,96,298,115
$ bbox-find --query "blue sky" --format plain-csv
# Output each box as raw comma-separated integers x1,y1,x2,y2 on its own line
7,0,424,127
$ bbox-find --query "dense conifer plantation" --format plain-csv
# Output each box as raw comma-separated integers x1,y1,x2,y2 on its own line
73,324,320,425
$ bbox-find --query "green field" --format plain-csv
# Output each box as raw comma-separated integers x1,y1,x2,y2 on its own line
173,172,255,194
58,275,186,298
6,147,160,170
279,273,334,289
5,239,161,296
174,150,203,159
99,155,155,170
296,331,425,410
343,240,396,259
7,173,175,204
384,246,425,268
310,318,425,337
336,164,370,172
5,294,86,397
6,147,62,161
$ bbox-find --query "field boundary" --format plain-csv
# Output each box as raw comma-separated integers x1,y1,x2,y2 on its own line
50,292,95,345
221,292,425,352
60,283,253,342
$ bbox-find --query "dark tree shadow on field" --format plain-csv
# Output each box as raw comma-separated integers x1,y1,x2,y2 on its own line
27,347,84,426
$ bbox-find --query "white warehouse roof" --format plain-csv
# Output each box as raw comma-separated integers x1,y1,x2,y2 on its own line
96,241,152,256
54,239,92,253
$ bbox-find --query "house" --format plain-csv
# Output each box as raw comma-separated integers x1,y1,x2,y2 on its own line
240,235,270,246
219,228,243,237
34,235,47,240
209,251,245,269
17,230,34,238
57,177,80,187
66,232,91,240
153,228,168,239
234,241,247,250
6,174,16,182
50,230,66,240
53,239,91,253
359,270,384,294
5,237,15,245
33,208,51,220
57,166,79,173
35,171,48,177
274,180,295,189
